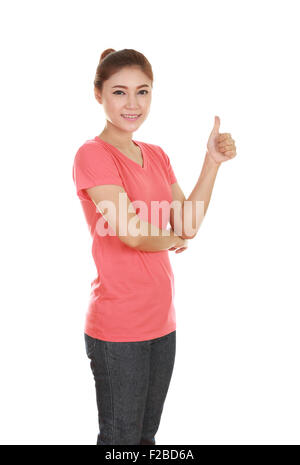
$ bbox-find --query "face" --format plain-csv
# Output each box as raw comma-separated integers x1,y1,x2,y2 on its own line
94,66,152,134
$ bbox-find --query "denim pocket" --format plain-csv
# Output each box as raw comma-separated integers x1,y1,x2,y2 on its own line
84,333,97,359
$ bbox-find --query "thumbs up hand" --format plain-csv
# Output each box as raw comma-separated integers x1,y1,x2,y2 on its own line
206,116,237,165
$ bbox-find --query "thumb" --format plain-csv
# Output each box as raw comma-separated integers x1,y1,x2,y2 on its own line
210,115,220,135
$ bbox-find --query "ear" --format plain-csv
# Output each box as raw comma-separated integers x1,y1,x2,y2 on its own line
94,87,102,104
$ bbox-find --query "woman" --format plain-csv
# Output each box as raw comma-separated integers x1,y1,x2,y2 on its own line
72,48,237,445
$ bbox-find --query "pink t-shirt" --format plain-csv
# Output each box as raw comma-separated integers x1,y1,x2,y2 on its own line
72,135,178,342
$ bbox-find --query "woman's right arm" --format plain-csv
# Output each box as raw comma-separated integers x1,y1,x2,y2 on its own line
86,184,187,252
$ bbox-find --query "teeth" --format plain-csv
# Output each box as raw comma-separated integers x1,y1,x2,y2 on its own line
122,114,140,119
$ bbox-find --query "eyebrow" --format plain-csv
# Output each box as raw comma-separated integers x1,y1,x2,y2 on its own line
111,84,150,89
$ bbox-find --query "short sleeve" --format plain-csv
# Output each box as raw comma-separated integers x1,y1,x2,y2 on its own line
159,147,177,185
72,142,124,201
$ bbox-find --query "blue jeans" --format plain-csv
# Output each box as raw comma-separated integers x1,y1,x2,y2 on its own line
84,330,176,445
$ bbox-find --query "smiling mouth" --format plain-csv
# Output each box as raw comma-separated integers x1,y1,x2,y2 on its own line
121,114,141,120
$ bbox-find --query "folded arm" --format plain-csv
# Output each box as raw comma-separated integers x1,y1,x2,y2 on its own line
86,184,186,252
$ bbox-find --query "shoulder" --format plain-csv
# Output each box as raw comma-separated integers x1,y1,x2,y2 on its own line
76,138,109,156
137,140,167,161
74,138,114,166
138,140,162,152
142,142,173,169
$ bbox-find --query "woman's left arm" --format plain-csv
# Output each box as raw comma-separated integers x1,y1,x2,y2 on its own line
170,116,237,240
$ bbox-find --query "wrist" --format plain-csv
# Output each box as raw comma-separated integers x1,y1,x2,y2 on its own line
205,151,221,169
171,230,185,247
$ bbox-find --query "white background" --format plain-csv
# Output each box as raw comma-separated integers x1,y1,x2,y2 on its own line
1,0,299,445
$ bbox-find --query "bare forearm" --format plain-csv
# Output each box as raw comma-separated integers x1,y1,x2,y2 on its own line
182,152,220,238
121,218,184,252
135,220,183,252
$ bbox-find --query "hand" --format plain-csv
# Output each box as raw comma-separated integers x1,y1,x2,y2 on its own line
168,237,189,254
206,116,237,165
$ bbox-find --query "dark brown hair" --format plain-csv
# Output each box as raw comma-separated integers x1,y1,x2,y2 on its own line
94,48,154,92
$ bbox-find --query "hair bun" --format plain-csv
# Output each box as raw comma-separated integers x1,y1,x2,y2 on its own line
100,48,116,63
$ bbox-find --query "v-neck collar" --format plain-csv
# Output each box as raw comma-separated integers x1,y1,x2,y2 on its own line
94,136,147,170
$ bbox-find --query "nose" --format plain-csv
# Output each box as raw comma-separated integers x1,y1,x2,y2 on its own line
124,94,140,109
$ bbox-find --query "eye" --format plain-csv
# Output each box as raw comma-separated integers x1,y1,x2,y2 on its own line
113,90,149,95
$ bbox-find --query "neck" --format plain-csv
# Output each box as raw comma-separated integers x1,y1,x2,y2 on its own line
99,126,135,150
